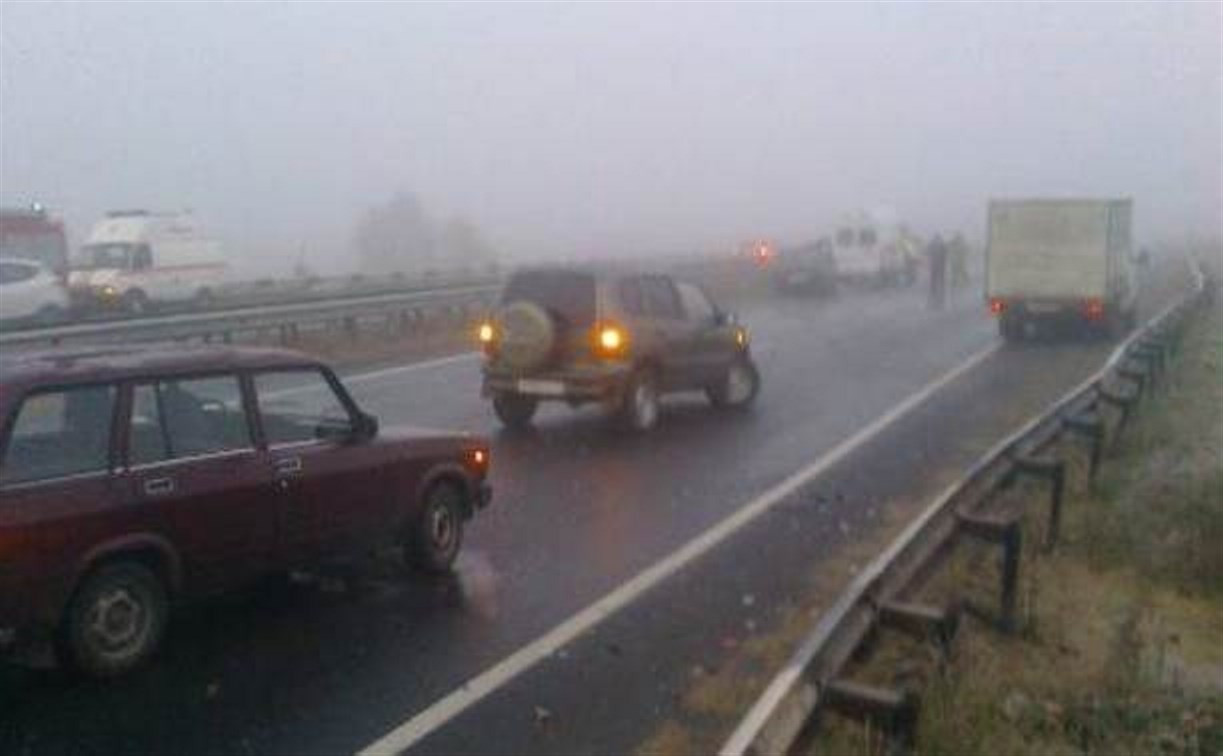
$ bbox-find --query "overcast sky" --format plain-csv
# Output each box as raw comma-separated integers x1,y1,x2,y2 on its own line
1,2,1219,274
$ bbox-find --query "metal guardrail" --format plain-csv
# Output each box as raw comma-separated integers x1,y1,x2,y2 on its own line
720,260,1211,756
0,283,501,350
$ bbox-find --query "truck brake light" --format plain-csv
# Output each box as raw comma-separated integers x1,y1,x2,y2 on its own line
1083,298,1105,321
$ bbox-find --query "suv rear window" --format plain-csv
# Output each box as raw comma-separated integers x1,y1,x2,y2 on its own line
501,270,596,327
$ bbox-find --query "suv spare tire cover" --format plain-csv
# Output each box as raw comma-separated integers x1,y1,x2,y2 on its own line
496,301,556,371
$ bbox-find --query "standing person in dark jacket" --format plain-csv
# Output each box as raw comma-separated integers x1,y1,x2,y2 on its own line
926,234,948,310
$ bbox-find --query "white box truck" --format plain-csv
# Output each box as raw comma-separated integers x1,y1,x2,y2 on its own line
70,210,229,314
985,198,1139,340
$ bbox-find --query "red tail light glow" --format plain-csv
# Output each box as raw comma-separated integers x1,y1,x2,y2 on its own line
988,298,1006,316
1083,298,1105,321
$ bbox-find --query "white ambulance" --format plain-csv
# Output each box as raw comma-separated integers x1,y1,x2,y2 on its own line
829,207,915,287
70,211,229,314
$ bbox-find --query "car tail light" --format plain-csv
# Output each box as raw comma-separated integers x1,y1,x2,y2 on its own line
1083,298,1105,321
594,324,628,357
988,297,1006,316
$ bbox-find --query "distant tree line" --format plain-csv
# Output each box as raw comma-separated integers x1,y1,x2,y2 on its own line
354,191,495,275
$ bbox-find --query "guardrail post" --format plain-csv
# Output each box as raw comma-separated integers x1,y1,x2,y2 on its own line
957,513,1022,633
822,679,919,756
1012,456,1066,549
1098,386,1137,439
1117,365,1149,401
877,600,960,656
1131,341,1166,385
1062,411,1105,482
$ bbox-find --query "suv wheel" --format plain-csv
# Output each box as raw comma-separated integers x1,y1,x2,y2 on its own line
407,482,465,574
61,562,168,678
620,369,660,431
493,393,538,429
708,358,760,409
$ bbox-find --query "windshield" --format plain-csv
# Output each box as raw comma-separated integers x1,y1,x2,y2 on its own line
78,243,135,270
0,4,1219,756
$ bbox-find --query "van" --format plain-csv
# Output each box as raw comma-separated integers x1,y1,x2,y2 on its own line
829,208,916,287
69,211,229,314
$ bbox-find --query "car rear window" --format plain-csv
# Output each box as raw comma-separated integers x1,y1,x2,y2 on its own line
501,270,596,327
1,384,116,484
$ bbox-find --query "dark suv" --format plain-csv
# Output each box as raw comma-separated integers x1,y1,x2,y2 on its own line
479,267,761,431
0,345,491,677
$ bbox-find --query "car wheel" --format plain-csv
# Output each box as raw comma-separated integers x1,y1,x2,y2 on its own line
493,393,538,429
708,358,761,409
61,562,168,678
123,290,150,316
35,303,65,326
620,368,660,431
407,482,465,574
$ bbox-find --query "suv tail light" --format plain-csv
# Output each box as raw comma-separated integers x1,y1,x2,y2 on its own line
477,321,498,356
467,446,490,474
593,323,628,358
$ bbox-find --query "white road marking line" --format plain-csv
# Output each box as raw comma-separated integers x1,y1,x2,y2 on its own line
356,340,1001,756
264,353,480,401
341,353,479,386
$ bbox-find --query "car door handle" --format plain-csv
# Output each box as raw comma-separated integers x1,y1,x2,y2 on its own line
143,477,175,496
274,457,302,474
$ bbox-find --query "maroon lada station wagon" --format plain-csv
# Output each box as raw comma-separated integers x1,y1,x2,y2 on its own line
0,345,491,677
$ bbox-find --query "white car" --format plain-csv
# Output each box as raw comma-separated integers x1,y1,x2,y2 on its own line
0,257,70,326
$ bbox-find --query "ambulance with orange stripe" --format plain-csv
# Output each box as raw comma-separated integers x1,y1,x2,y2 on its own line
69,211,229,314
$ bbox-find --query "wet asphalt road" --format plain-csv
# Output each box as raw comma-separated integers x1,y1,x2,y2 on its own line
0,275,1175,756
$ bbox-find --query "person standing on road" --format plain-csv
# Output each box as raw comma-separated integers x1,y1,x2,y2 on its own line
926,234,948,310
949,233,969,292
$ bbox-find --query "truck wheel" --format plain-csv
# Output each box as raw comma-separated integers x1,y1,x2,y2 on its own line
708,358,761,410
60,562,168,678
493,393,538,430
406,482,465,574
123,290,150,316
999,317,1023,342
619,368,660,432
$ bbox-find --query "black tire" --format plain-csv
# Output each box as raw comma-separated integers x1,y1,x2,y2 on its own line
493,393,538,429
60,562,168,678
708,357,761,409
406,482,465,574
123,290,150,316
34,304,65,326
619,368,660,432
999,317,1022,342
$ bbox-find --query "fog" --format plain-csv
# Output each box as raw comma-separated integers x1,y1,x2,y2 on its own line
1,2,1219,276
